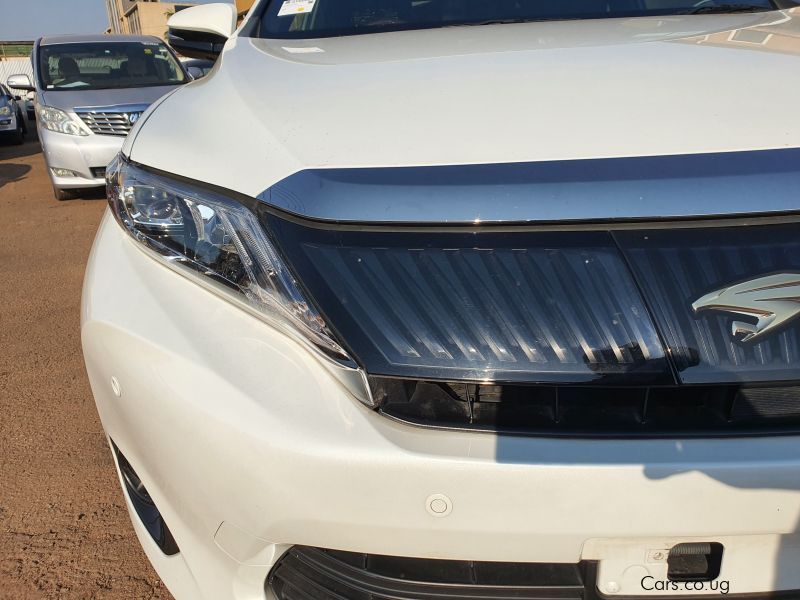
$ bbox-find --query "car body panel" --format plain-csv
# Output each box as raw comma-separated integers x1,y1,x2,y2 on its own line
86,6,800,600
131,10,800,202
83,212,800,599
38,85,181,114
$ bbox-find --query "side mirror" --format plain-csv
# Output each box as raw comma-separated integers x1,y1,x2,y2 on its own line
187,66,205,80
7,74,34,92
168,3,236,61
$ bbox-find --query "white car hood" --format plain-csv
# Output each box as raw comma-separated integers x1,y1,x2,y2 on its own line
129,10,800,198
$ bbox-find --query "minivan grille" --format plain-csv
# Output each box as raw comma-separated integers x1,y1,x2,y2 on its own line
373,377,800,437
76,111,136,136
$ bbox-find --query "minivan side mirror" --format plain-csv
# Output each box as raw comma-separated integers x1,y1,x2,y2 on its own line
168,3,237,61
7,74,34,92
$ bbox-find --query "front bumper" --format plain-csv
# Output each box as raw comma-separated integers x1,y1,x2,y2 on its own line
0,112,17,132
82,210,800,600
38,126,122,189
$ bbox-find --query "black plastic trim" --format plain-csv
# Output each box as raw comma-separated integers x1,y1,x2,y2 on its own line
268,546,800,600
111,442,179,556
167,28,227,60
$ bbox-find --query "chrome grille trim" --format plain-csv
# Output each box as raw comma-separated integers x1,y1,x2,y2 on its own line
74,103,150,137
261,148,800,223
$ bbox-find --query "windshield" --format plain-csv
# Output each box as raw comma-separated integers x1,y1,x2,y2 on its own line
38,41,187,91
257,0,780,38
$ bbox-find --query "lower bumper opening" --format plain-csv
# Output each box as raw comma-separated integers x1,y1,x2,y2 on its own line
111,441,179,556
268,546,592,599
267,546,800,599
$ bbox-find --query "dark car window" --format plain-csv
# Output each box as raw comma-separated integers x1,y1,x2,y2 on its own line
39,41,187,91
257,0,781,38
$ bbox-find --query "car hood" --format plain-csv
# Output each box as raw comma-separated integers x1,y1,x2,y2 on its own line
41,84,184,113
129,9,800,199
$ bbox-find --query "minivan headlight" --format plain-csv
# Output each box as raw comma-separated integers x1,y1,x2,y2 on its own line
38,106,88,136
106,156,352,364
0,105,11,117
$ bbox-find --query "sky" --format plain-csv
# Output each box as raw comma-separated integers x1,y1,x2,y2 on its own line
0,0,232,41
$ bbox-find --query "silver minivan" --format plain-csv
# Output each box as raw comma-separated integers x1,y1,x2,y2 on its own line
8,34,189,200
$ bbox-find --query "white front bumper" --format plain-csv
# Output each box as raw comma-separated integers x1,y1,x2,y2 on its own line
82,210,800,600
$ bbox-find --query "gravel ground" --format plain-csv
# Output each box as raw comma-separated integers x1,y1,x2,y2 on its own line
0,131,173,600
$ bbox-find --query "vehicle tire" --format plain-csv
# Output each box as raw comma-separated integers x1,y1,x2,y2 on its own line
11,120,24,145
53,186,72,201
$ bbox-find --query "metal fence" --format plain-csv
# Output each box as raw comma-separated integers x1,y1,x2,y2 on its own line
0,58,35,93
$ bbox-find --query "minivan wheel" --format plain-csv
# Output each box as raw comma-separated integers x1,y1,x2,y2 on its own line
53,186,72,201
11,121,24,145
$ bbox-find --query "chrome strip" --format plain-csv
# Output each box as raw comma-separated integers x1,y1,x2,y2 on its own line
75,103,151,137
259,148,800,224
74,103,151,114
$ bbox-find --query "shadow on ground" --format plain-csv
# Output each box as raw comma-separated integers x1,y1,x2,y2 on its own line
0,163,32,188
71,187,106,201
0,137,41,161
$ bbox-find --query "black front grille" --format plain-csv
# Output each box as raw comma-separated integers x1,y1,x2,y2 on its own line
268,546,588,600
91,167,106,179
372,377,800,437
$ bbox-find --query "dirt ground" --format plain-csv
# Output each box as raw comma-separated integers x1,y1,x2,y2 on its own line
0,131,172,599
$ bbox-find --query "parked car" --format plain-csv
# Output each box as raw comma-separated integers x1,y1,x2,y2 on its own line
8,34,189,200
84,2,800,600
24,94,35,121
180,57,215,79
0,83,26,145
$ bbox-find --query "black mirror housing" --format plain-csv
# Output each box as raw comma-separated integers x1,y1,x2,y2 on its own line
169,29,227,61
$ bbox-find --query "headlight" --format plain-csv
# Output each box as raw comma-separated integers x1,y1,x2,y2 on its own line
0,106,11,117
38,106,88,136
106,156,353,365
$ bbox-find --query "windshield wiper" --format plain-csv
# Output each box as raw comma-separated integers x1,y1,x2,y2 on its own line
681,3,773,14
444,17,565,27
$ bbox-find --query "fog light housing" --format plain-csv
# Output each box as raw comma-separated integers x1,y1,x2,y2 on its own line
112,441,180,556
52,168,78,178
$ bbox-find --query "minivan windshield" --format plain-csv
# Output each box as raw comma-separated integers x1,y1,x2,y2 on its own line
38,41,187,91
259,0,779,38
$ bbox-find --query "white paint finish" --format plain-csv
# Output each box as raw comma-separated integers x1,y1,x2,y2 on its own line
131,10,800,198
167,3,238,39
82,213,800,599
589,536,800,595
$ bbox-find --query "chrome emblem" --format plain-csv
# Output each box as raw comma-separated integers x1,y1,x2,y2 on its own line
692,273,800,343
126,112,142,125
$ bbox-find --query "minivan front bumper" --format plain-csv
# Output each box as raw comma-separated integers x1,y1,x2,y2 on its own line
82,210,800,600
39,127,122,189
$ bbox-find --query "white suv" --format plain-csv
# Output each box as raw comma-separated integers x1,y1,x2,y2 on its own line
82,1,800,599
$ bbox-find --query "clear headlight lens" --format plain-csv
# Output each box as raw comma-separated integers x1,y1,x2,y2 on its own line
38,106,88,136
106,156,352,364
0,106,11,117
